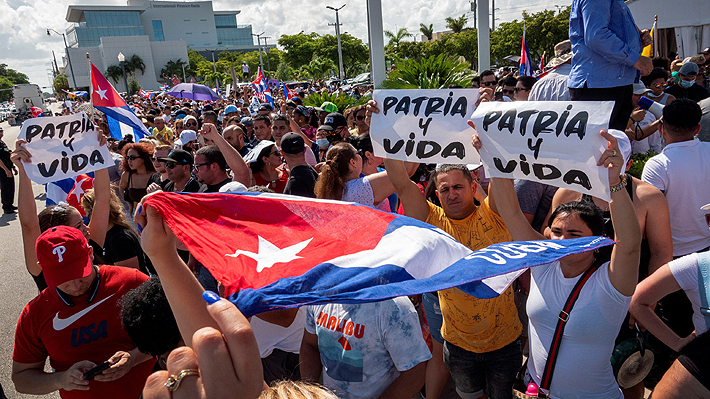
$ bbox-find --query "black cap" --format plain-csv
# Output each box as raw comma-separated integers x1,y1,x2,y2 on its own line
203,104,214,111
281,132,305,154
158,149,194,165
318,112,347,131
702,47,710,54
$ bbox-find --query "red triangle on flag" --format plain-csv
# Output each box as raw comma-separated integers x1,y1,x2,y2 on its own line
90,62,128,108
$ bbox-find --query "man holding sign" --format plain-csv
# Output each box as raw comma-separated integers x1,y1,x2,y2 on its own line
370,94,523,399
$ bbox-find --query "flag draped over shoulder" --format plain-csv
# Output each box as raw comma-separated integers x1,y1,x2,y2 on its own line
144,192,614,317
89,62,151,140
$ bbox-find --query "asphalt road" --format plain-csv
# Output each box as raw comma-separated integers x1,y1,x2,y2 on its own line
0,105,61,399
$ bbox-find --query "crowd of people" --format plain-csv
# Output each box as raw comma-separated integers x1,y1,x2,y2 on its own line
3,0,710,398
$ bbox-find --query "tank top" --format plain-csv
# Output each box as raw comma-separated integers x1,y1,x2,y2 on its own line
126,173,148,203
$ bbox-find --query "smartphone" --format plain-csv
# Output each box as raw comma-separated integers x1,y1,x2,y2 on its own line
82,361,111,381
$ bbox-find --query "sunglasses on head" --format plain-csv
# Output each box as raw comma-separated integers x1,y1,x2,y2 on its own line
164,162,187,169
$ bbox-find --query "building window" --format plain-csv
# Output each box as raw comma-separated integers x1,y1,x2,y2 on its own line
152,20,164,41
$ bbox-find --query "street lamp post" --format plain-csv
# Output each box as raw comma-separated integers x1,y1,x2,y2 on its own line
327,4,346,81
211,50,219,90
47,28,77,90
118,52,129,96
252,32,265,72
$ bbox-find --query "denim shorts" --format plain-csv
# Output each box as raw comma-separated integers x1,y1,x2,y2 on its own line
443,338,522,399
422,292,444,344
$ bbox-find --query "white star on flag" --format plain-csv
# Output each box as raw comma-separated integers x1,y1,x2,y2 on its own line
95,85,107,100
225,236,313,272
71,178,90,202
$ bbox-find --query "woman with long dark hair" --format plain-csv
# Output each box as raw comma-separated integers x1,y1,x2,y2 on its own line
246,141,289,193
119,142,156,214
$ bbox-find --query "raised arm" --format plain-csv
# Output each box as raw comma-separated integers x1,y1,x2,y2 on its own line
201,123,250,187
11,141,41,277
368,161,419,205
602,130,642,296
488,177,546,242
382,159,429,221
87,168,111,248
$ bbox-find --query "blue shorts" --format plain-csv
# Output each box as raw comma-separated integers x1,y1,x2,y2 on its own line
422,292,444,344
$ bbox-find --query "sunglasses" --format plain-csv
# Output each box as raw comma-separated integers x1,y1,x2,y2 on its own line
164,162,187,169
125,155,141,161
355,115,366,121
515,87,530,92
193,162,212,170
501,89,515,95
481,81,497,87
184,122,198,127
652,82,668,88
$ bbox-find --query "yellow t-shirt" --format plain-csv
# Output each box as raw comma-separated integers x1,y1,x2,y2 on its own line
426,198,522,353
151,126,174,142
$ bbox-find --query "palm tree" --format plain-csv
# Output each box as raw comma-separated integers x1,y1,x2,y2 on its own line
382,54,475,89
125,54,146,77
105,65,124,84
445,15,468,33
420,23,434,41
161,59,186,79
384,28,413,49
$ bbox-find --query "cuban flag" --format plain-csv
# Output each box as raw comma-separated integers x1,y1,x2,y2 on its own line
90,62,150,141
251,68,274,106
160,84,169,91
281,81,296,100
65,174,94,216
519,25,534,77
143,192,613,317
147,92,156,100
138,88,148,98
538,52,546,72
28,107,44,118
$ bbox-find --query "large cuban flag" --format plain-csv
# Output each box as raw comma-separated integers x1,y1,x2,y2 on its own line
90,62,151,141
144,192,613,317
251,67,274,106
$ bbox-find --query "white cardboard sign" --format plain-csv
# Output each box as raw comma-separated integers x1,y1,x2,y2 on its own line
18,112,112,184
471,101,614,201
370,89,481,165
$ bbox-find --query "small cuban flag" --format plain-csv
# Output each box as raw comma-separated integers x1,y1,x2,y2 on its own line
251,68,274,106
519,24,534,77
28,107,44,118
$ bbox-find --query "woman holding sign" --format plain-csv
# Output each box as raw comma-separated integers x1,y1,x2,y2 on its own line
478,130,642,398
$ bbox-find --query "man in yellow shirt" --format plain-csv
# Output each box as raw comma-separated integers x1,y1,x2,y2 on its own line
384,160,522,399
151,116,174,145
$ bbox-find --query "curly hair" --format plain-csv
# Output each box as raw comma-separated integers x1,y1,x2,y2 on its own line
120,142,156,173
258,381,338,399
314,142,357,200
119,277,181,357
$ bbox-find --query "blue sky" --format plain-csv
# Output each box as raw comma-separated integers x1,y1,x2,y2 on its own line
1,0,569,90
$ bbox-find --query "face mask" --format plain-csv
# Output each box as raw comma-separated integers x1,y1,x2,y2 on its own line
680,79,695,88
316,139,329,149
646,91,662,98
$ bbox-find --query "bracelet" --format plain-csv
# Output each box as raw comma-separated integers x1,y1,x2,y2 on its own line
610,174,627,193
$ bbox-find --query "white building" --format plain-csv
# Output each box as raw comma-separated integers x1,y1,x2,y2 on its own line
63,0,259,91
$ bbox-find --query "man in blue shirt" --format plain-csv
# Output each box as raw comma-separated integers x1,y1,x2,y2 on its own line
568,0,653,131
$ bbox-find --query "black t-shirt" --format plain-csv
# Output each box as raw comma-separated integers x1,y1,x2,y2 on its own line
202,178,231,193
0,140,12,169
665,84,710,102
90,225,152,275
283,164,318,198
163,177,202,193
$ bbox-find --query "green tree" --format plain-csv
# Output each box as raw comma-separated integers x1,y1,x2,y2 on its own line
127,76,141,96
278,32,368,78
53,74,69,94
105,65,124,84
420,23,434,41
385,28,413,51
0,64,30,102
125,54,146,76
382,54,475,89
275,60,295,82
446,15,468,33
278,32,322,69
161,59,187,80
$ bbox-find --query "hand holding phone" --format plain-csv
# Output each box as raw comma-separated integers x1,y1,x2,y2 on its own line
82,361,110,380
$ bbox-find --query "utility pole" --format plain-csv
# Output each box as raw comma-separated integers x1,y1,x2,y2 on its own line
491,0,495,31
262,36,271,72
51,51,59,76
327,4,346,81
470,0,477,30
211,50,219,90
47,28,77,90
252,32,265,72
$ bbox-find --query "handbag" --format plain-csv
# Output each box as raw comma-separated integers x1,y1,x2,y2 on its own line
513,263,601,398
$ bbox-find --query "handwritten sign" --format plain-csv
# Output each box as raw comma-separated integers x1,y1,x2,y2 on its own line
370,89,481,164
18,112,111,184
471,101,614,201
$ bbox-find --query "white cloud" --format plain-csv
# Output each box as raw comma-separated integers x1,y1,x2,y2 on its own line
3,0,559,89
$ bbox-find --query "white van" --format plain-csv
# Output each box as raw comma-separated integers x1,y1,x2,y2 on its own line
11,84,50,123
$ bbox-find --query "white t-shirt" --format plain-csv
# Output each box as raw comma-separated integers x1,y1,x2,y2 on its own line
342,176,390,212
527,261,630,399
669,252,710,336
631,111,663,155
251,307,306,358
242,64,249,73
641,139,710,256
305,298,431,399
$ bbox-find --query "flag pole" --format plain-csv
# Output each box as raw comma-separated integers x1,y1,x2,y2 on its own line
653,15,658,58
86,53,93,121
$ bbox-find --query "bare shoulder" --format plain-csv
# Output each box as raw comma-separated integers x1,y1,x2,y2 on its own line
553,187,583,204
632,177,665,204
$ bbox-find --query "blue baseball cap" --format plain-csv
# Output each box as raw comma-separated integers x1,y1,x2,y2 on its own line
224,104,239,114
